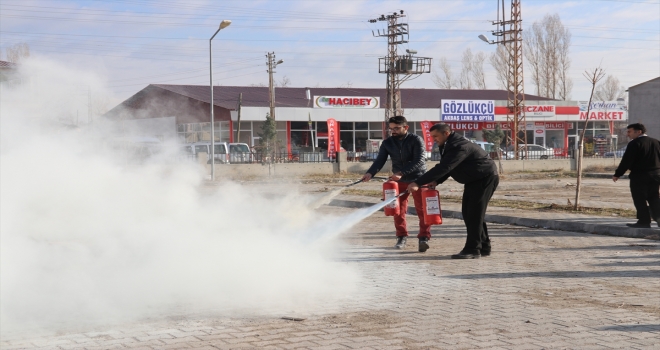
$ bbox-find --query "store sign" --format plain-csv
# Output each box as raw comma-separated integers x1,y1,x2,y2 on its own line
534,122,546,138
484,121,570,130
525,105,555,117
315,96,379,108
578,101,627,120
446,122,482,131
441,100,495,121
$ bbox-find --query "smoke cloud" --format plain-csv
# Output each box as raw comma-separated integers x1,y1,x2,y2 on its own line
0,58,360,336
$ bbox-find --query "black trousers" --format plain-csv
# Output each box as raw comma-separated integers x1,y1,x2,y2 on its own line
462,174,499,251
630,173,660,224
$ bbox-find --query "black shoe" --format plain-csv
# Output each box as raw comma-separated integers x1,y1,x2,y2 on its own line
394,236,407,249
626,223,651,228
418,238,430,253
451,250,480,259
480,248,491,257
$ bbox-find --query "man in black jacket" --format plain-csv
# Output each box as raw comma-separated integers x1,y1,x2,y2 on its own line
361,116,431,252
408,123,498,259
613,123,660,228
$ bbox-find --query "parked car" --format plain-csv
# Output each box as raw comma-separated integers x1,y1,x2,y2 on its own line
504,144,554,160
228,143,253,163
182,142,230,163
604,145,627,158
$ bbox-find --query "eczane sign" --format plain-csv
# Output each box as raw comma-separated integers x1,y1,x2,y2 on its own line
315,96,379,109
524,105,555,117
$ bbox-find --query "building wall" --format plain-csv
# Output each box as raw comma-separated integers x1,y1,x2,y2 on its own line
629,78,660,139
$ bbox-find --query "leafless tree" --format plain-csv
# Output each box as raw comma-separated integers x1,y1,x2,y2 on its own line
277,75,291,87
459,48,474,89
6,42,30,63
524,14,572,100
338,80,353,88
489,44,508,90
431,57,455,89
574,66,606,210
595,75,626,101
472,51,487,90
249,83,267,87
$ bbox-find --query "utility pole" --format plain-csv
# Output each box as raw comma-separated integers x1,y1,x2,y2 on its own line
369,11,432,138
266,52,284,164
480,0,527,159
236,93,242,143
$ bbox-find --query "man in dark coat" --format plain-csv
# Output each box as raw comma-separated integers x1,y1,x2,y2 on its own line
361,116,431,252
408,123,498,259
613,123,660,228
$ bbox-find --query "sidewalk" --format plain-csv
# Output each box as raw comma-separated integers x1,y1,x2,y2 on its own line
3,205,658,350
330,194,660,240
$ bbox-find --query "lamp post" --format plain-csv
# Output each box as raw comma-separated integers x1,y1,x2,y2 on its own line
209,19,231,181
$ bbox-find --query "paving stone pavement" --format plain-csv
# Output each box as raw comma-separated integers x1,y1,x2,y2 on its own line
2,206,659,350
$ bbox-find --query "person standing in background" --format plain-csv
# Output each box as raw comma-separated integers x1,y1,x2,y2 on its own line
613,123,660,228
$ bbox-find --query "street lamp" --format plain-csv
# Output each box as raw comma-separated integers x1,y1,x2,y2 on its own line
478,34,492,44
209,19,231,181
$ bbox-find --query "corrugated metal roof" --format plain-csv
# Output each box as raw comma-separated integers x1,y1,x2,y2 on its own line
151,84,554,110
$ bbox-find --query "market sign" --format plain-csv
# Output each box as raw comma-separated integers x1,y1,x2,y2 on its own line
578,101,627,120
314,96,379,108
524,105,555,117
441,100,495,122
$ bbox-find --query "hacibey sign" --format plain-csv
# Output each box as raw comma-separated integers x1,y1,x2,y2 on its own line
314,96,380,109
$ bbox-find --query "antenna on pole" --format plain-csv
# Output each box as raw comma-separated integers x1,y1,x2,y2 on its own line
368,10,432,138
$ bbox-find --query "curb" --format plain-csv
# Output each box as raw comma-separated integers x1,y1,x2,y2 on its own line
585,173,628,179
329,199,659,241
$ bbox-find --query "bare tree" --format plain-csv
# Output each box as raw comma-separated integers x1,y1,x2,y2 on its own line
595,75,626,101
524,14,572,100
6,42,30,63
472,51,487,89
431,57,455,89
459,48,474,89
574,66,606,210
489,44,508,90
249,82,267,87
277,75,291,87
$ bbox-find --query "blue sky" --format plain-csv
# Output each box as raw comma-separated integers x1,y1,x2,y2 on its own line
1,0,658,102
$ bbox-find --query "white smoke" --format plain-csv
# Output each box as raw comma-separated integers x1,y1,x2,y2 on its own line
0,58,360,336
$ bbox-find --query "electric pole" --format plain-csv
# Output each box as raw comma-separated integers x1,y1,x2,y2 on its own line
480,0,527,159
369,10,432,138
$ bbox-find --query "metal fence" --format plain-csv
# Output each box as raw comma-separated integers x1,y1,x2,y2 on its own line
232,152,334,163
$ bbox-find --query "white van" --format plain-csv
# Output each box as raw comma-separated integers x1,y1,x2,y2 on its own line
228,143,253,163
182,142,230,163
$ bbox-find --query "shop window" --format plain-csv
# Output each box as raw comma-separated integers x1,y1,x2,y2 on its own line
340,131,354,152
355,131,368,152
290,121,310,130
369,122,383,131
355,122,368,130
340,122,354,130
291,130,314,150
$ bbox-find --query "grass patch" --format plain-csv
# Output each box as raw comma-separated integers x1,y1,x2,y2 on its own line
344,188,636,218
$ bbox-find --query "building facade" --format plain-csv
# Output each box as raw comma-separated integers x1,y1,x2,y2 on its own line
105,85,628,155
628,77,660,139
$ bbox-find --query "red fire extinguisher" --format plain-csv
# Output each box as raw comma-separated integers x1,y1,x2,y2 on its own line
421,187,443,225
383,180,400,216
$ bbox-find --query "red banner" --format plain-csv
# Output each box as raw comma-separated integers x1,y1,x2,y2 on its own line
609,121,615,135
327,118,340,158
419,121,434,151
